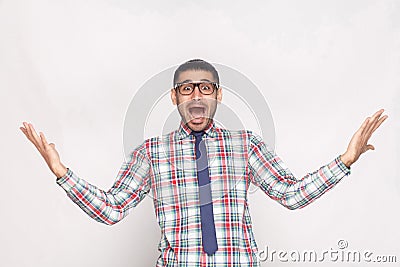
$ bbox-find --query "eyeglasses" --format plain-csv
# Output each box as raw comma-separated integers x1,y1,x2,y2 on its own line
174,81,219,95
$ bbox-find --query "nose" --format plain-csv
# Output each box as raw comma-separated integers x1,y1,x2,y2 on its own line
191,85,202,100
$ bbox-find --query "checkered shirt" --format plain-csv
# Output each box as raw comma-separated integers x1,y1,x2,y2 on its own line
57,121,351,266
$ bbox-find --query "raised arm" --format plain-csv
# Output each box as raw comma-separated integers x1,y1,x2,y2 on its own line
20,122,151,225
248,109,388,210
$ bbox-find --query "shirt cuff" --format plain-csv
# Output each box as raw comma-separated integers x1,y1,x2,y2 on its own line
328,155,351,183
56,168,78,193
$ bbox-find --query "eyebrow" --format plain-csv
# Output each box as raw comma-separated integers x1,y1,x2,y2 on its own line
178,79,212,84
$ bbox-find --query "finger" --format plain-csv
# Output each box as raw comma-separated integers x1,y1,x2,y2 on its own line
29,123,44,151
359,117,371,136
361,110,383,137
24,122,38,146
365,114,388,141
363,109,385,135
40,132,50,148
360,144,374,154
368,109,382,124
364,111,387,135
372,109,384,118
20,126,28,137
363,118,377,139
23,122,33,139
371,114,388,134
365,144,375,152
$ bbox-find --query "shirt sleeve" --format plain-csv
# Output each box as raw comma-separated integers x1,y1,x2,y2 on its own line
247,132,351,210
56,141,151,225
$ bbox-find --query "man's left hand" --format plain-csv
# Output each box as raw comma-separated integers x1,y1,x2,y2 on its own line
340,109,388,168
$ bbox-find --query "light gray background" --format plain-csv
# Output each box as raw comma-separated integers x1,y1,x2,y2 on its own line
1,0,399,266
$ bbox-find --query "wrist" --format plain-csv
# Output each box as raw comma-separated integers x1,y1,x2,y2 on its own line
53,164,68,179
340,153,353,168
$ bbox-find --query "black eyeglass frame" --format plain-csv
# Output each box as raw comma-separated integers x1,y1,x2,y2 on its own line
174,81,220,95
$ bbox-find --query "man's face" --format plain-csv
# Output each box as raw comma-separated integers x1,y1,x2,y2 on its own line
171,70,222,132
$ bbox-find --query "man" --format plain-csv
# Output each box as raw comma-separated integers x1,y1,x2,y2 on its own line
20,59,387,266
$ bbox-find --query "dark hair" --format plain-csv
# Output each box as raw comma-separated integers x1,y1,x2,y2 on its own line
173,59,219,85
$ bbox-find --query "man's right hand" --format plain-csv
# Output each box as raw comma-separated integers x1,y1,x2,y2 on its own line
20,122,68,179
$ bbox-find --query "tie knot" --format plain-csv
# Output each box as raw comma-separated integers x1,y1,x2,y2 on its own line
191,131,204,139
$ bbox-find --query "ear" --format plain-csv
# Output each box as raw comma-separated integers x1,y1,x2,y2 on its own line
171,88,177,105
217,87,222,103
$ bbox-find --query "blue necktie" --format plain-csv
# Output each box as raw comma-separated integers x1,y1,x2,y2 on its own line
192,131,218,255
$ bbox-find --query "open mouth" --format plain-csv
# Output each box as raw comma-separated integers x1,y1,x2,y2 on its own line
188,106,206,119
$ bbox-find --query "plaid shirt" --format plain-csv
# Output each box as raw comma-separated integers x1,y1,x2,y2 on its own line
57,121,351,266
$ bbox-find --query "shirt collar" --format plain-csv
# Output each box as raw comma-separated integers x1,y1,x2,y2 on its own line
176,120,217,140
